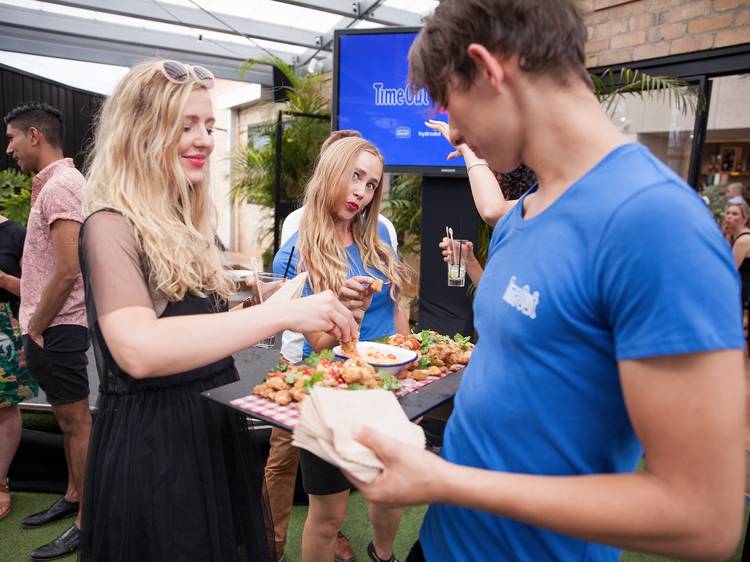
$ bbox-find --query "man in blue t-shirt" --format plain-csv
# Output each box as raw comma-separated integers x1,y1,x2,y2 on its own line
348,1,746,561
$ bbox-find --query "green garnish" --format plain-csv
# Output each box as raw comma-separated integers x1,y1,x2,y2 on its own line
307,349,334,367
276,362,288,373
378,374,402,391
284,372,300,385
417,355,432,369
418,329,438,352
302,371,325,391
453,333,471,350
347,383,368,390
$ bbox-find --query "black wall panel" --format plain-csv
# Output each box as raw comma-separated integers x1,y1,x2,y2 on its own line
0,63,103,172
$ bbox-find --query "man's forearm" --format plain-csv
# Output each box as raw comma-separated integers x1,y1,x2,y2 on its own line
432,462,740,561
27,273,78,336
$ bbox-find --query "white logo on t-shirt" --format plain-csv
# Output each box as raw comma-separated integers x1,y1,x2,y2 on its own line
502,276,540,319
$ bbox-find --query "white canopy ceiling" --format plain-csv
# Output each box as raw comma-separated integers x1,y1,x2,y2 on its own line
0,0,437,85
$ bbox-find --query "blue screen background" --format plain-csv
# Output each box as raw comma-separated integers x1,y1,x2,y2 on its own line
337,32,466,170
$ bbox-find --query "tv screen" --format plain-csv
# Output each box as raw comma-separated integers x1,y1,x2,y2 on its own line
333,28,466,175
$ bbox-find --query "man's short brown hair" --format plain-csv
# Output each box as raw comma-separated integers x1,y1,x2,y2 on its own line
409,0,592,108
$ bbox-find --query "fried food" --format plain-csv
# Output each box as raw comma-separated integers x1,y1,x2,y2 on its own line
340,338,360,358
369,277,383,292
385,330,474,380
250,331,472,407
251,350,402,405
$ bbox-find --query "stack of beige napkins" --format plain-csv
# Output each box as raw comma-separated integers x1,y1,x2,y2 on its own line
292,386,425,483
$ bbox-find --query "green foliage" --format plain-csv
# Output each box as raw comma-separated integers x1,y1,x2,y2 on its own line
701,182,728,224
381,174,423,254
592,67,702,118
232,56,331,211
0,169,32,225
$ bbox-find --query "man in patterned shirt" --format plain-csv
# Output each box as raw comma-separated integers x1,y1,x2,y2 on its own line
5,102,91,560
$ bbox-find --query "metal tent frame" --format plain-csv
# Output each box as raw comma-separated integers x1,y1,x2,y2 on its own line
0,0,432,83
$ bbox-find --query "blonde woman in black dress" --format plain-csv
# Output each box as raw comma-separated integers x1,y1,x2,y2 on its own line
79,60,357,562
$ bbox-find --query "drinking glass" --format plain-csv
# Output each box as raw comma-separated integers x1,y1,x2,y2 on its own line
447,239,468,287
248,272,285,348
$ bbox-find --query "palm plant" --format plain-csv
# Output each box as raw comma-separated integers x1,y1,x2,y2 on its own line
232,56,330,210
381,174,423,254
702,181,728,223
593,67,702,119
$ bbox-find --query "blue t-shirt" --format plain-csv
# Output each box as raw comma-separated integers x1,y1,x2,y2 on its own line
420,143,744,562
272,222,396,357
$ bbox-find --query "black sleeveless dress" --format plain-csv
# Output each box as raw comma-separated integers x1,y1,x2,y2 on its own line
733,231,750,307
78,212,275,562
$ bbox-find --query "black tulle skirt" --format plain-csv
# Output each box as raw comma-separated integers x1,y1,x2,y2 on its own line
79,366,275,562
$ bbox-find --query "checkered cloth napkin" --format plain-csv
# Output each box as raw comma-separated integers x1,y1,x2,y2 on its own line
230,371,451,430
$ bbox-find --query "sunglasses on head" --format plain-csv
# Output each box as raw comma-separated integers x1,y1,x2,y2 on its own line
158,60,215,89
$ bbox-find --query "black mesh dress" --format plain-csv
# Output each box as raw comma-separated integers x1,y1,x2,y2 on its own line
78,211,275,562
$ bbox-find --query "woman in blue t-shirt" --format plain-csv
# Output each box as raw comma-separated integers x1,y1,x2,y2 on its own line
273,136,409,562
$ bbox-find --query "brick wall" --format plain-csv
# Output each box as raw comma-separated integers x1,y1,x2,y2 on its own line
583,0,750,67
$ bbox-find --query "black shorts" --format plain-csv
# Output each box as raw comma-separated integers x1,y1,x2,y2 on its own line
406,541,426,562
24,325,89,406
299,448,352,496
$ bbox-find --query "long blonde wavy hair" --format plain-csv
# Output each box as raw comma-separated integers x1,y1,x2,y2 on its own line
84,61,234,300
298,137,408,300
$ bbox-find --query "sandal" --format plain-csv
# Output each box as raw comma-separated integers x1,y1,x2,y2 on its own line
366,541,399,562
0,479,11,521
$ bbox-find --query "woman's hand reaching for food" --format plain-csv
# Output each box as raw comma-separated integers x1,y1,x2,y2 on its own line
278,290,358,342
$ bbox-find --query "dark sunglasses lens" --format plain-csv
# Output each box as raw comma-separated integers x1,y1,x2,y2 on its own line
192,66,213,81
163,61,189,82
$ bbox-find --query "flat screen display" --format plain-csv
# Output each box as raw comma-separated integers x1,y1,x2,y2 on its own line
333,28,466,175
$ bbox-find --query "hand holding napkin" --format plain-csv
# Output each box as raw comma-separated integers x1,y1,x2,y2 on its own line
292,386,425,483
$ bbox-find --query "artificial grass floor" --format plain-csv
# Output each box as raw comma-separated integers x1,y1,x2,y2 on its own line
0,490,426,562
3,412,747,561
2,491,746,562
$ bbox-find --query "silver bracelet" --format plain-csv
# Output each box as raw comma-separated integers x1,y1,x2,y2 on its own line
467,160,489,172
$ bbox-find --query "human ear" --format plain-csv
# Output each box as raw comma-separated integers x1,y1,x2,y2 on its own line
27,127,40,147
467,43,505,95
